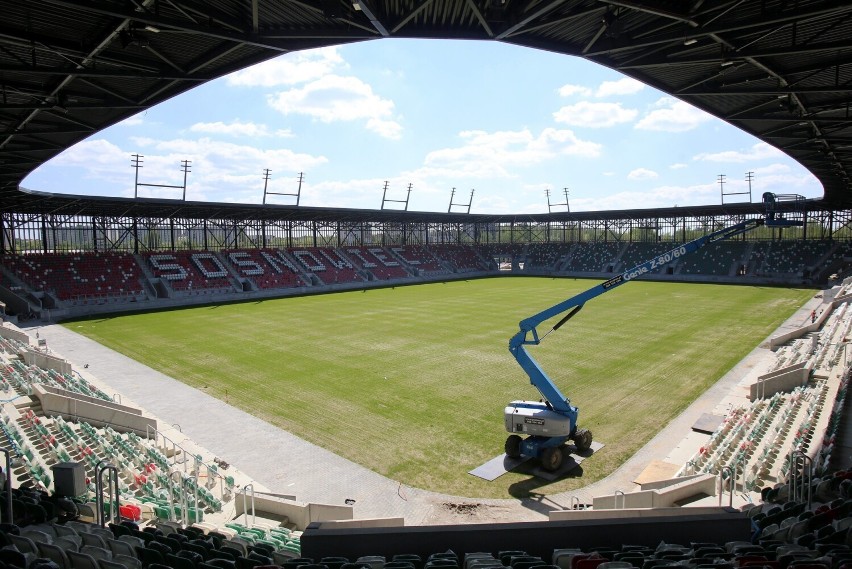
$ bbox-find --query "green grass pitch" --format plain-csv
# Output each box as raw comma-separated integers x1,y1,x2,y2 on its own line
65,277,813,498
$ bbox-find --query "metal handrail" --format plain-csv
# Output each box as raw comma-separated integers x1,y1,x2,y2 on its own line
242,483,255,527
614,490,625,510
789,449,813,508
145,425,228,494
168,470,189,526
95,461,120,527
0,448,12,524
719,465,735,507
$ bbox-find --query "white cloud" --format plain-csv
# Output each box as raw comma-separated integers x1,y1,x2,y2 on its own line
118,114,144,127
553,101,638,128
50,136,327,202
595,78,644,97
635,97,714,132
226,47,345,87
558,83,592,97
693,142,784,163
366,117,403,140
572,183,718,211
266,74,402,139
627,168,658,181
189,120,292,138
670,163,688,169
422,128,601,179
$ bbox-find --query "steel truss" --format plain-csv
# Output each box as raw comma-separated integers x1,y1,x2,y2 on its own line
2,208,850,255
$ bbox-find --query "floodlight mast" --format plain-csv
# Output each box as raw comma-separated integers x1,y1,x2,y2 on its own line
503,192,803,471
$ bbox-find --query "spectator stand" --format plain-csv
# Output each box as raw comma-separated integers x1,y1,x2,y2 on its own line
0,253,146,307
343,247,411,281
674,291,852,499
524,243,574,273
143,252,239,298
760,241,837,279
676,241,750,277
388,246,449,277
223,249,307,291
616,242,683,275
563,242,623,273
431,244,488,273
289,248,365,286
0,322,306,554
479,244,526,271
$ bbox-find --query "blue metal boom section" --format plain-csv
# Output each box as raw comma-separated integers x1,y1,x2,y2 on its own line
508,218,765,419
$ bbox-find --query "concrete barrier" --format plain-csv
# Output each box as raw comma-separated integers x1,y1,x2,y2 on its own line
750,361,810,400
33,383,156,435
21,350,71,375
592,473,716,509
302,508,749,561
549,505,733,521
0,323,31,345
233,491,353,529
770,294,852,347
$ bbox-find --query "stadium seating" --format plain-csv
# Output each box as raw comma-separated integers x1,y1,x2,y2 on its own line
0,240,841,312
289,248,363,285
0,252,145,303
564,243,622,272
525,244,573,271
143,252,235,294
431,245,486,272
758,241,835,276
677,242,749,276
389,246,446,274
224,250,305,290
344,247,410,280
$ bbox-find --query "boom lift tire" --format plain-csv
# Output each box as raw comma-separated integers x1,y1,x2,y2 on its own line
541,446,563,472
573,428,593,452
505,435,522,459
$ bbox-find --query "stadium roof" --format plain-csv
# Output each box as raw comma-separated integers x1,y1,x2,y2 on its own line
2,0,852,220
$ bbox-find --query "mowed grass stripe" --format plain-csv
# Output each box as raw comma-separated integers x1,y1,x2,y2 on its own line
65,277,813,498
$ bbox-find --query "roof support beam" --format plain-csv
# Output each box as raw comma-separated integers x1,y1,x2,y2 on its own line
353,0,390,36
495,0,569,40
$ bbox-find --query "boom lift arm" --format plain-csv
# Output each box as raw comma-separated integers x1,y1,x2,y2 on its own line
503,202,797,471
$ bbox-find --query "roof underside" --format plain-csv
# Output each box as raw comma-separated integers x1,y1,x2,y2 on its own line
2,0,852,220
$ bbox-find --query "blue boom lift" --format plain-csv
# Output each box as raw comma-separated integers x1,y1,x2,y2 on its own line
503,192,804,471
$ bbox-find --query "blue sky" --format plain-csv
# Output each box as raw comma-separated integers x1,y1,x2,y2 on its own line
23,39,824,214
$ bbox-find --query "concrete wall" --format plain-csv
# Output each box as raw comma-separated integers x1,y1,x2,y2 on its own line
549,505,734,521
750,361,810,400
33,383,156,435
314,518,404,529
592,473,717,510
301,509,750,561
0,323,31,345
770,309,830,347
233,491,353,529
21,350,72,375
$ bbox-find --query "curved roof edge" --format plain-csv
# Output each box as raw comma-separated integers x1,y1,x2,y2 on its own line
1,185,823,224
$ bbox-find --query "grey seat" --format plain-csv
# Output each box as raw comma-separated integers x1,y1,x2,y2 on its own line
8,534,39,556
68,550,101,569
100,560,132,569
56,537,82,552
80,534,108,550
106,540,136,558
21,531,52,546
37,541,72,569
81,546,112,561
113,555,142,569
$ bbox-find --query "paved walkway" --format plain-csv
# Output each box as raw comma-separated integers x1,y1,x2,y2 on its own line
24,287,827,525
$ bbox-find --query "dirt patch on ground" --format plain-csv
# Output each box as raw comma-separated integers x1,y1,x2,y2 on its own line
423,500,532,525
